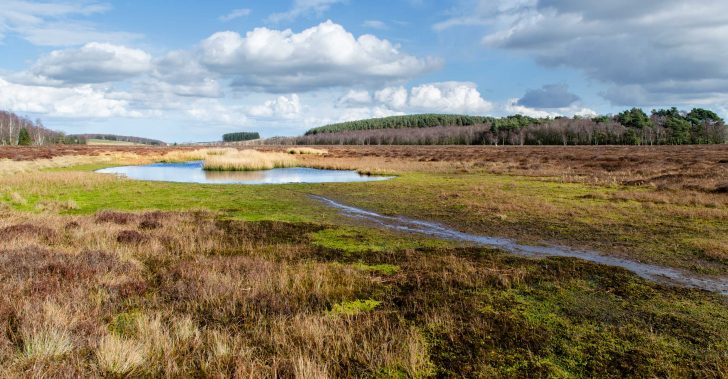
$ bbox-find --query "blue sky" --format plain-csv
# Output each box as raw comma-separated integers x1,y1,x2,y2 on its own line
1,0,726,142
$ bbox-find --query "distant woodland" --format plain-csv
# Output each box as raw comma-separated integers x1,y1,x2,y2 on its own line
0,110,71,145
69,134,166,146
295,108,727,145
223,132,261,142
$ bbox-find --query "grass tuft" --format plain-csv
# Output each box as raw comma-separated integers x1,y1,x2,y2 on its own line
96,334,147,375
23,328,73,359
330,299,382,316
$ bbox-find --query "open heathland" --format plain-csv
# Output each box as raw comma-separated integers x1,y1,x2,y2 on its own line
0,144,726,377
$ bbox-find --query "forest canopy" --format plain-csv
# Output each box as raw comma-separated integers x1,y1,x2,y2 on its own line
293,108,726,146
223,132,261,142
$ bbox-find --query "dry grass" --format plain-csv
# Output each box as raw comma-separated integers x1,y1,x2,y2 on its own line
0,144,727,376
203,149,298,171
0,208,435,376
96,334,147,375
287,147,328,155
0,205,725,376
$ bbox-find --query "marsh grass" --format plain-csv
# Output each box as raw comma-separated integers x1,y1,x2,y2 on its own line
1,145,728,376
287,147,328,155
203,149,298,171
0,206,725,377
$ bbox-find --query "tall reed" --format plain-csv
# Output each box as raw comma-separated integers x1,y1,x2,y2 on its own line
203,150,298,171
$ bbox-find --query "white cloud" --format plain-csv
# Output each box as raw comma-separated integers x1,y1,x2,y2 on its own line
362,20,388,29
437,0,728,106
374,86,408,110
337,89,372,106
199,20,440,92
0,78,139,118
0,0,142,46
505,98,596,118
219,8,251,22
248,94,302,118
344,82,493,114
408,82,493,113
184,99,248,126
151,51,221,97
267,0,344,23
28,42,152,84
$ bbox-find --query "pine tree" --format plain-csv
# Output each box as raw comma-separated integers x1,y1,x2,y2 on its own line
17,127,32,145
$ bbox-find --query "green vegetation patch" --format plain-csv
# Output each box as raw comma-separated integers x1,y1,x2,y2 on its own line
310,226,454,253
109,310,143,337
330,299,382,316
352,262,400,275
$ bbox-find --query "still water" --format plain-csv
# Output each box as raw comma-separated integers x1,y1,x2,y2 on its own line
96,161,393,184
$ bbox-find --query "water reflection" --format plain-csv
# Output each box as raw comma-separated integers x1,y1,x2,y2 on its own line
96,161,393,184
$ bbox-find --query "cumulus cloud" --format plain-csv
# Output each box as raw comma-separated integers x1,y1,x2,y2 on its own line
516,84,579,108
342,82,493,114
438,0,728,106
248,94,302,118
151,51,221,97
374,86,409,110
408,82,493,113
0,0,141,46
267,0,344,23
199,20,440,92
0,78,139,118
28,42,152,84
506,98,596,118
337,89,372,106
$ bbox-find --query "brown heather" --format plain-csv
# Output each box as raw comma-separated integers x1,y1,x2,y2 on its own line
0,144,727,377
0,209,437,377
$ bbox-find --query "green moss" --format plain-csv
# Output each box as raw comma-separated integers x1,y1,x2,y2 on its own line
109,310,142,337
310,227,453,253
330,299,382,316
353,262,400,275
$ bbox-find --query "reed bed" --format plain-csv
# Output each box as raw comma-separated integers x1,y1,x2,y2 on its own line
203,150,298,171
287,147,328,155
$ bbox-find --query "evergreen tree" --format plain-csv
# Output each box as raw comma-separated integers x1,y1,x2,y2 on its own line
17,127,32,145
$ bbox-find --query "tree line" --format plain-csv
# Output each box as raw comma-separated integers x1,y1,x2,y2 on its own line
288,108,726,146
305,114,493,135
69,134,166,146
223,132,261,142
0,111,75,145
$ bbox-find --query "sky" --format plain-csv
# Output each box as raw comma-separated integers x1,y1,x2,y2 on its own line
1,0,727,142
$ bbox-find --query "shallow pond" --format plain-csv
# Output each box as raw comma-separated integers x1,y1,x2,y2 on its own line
96,161,394,184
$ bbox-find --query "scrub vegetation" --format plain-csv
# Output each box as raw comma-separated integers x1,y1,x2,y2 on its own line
0,144,727,377
294,109,726,145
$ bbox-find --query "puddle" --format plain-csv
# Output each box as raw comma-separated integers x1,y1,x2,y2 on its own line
313,195,728,295
96,161,394,184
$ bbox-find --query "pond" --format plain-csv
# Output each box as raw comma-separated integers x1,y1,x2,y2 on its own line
95,161,394,184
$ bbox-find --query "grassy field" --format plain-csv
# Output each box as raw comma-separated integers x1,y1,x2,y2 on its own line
86,139,144,146
0,145,726,377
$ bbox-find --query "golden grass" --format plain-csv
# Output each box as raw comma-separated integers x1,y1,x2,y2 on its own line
22,327,74,359
96,334,147,375
287,147,328,155
203,149,298,171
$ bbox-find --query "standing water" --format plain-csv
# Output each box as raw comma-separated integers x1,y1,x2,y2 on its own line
96,161,394,184
313,195,728,295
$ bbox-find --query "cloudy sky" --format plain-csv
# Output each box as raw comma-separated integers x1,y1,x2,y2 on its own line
1,0,726,142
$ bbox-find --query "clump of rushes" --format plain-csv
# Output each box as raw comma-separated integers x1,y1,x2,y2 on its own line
203,149,298,171
330,299,381,316
287,147,328,155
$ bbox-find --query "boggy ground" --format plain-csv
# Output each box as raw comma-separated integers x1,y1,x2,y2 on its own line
0,208,726,377
1,144,728,377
